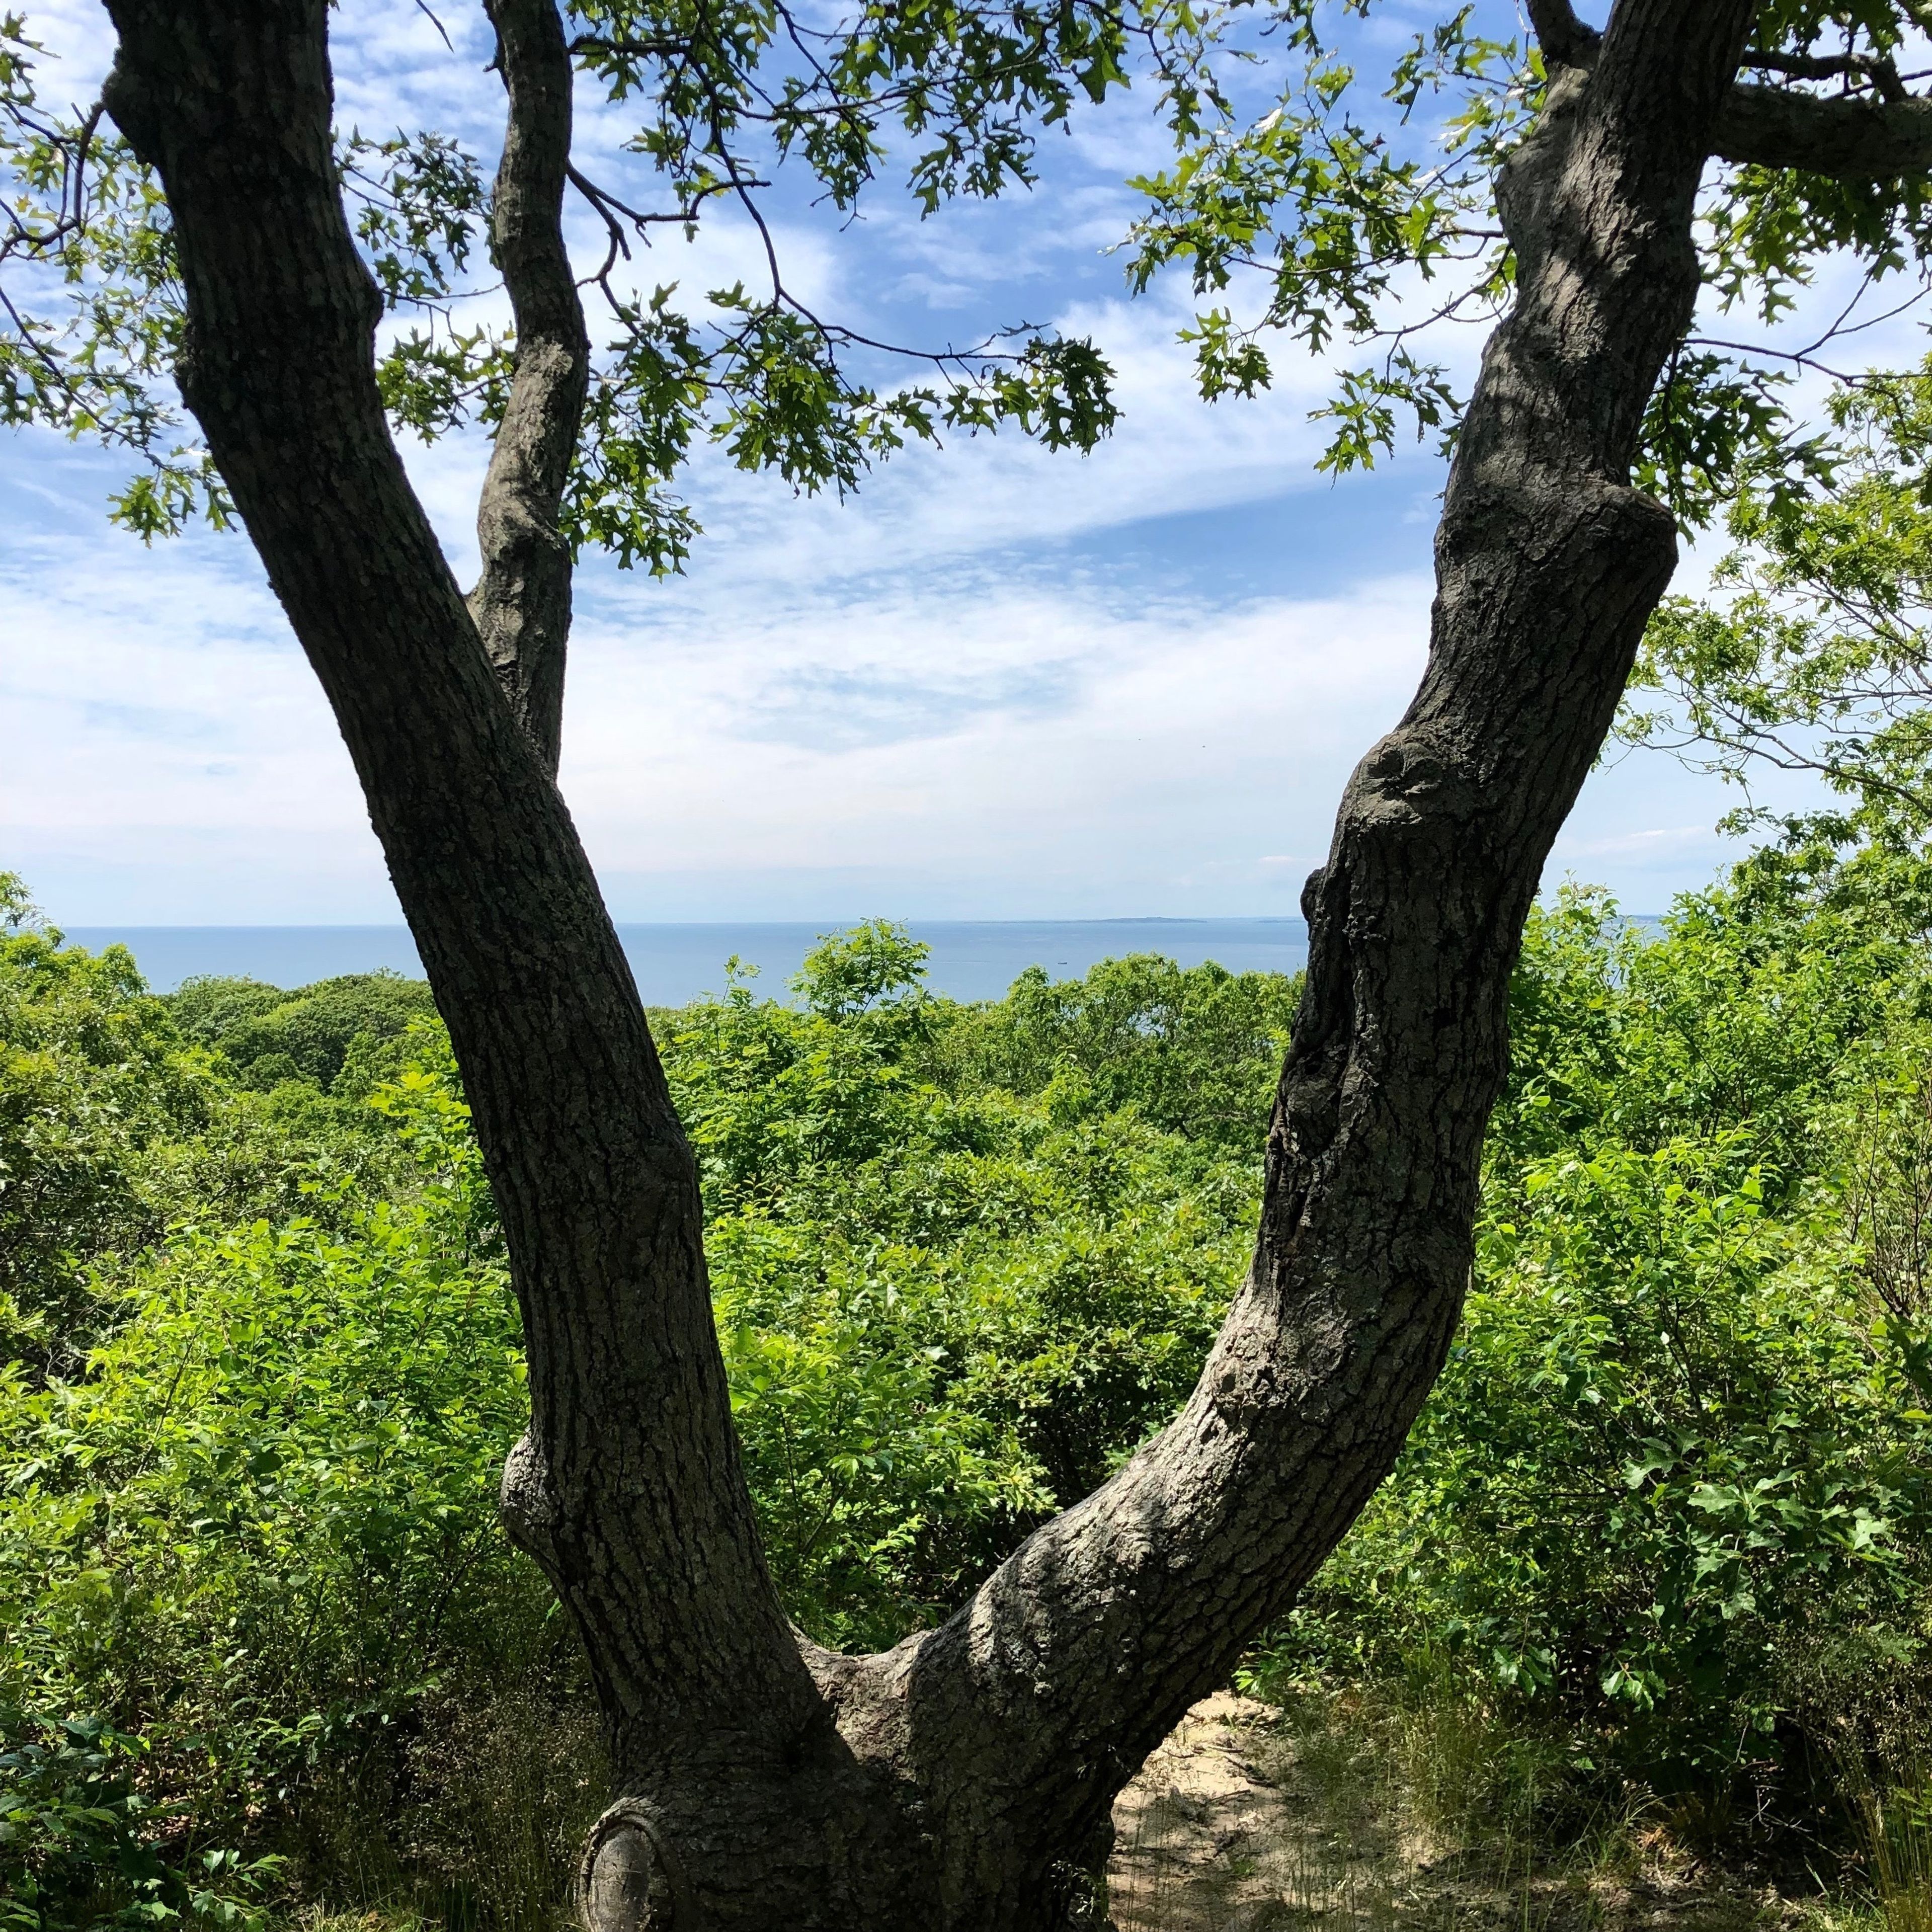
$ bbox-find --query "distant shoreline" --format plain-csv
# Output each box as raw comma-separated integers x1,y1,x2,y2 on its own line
62,917,1319,1002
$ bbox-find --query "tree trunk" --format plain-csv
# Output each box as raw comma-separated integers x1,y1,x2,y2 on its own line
97,0,1753,1925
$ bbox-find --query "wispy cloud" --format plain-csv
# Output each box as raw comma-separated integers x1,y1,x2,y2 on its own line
3,0,1865,929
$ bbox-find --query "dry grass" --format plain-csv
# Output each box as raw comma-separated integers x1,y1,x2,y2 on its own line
1106,1687,1796,1932
1848,1768,1932,1932
275,1686,606,1932
398,1688,607,1932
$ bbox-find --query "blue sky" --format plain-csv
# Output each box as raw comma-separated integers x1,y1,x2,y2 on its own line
0,0,1890,926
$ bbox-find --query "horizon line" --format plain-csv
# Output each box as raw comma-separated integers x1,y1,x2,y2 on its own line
59,914,1324,931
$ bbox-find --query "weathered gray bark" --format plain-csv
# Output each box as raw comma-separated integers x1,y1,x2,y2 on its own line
93,0,1885,1925
468,0,590,773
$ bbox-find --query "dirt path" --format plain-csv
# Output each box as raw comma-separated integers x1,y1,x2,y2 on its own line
1109,1691,1311,1931
1106,1693,1793,1932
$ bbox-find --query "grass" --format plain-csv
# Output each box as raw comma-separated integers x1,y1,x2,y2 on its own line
1852,1767,1932,1932
266,1688,605,1932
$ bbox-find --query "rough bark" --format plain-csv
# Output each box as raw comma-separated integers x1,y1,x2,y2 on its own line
469,0,590,774
1714,79,1932,177
92,0,1810,1926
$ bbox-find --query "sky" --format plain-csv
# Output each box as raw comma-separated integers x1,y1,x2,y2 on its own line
1,0,1908,927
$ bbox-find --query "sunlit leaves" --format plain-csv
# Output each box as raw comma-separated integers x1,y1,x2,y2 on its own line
1705,160,1932,333
20,0,1932,565
375,326,515,444
1177,306,1270,398
935,332,1118,448
547,0,1139,559
1121,2,1515,471
565,286,706,571
1635,350,1831,531
338,129,488,310
1122,1,1932,512
1310,352,1457,470
1,0,1139,566
1625,363,1932,843
562,288,1117,575
0,20,228,536
572,0,1159,218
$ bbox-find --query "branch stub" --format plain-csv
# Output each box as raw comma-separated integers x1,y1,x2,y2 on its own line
579,1802,678,1932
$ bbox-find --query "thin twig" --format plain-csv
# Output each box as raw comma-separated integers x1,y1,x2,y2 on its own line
413,0,454,52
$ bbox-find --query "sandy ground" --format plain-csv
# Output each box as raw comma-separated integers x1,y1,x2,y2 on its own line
1106,1694,1796,1932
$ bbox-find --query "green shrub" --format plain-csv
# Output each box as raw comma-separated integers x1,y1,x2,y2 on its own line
0,1046,552,1898
17,877,1932,1888
167,976,439,1096
1262,879,1932,1832
0,907,214,1372
0,919,1271,1890
660,925,1254,1643
0,1709,273,1932
926,949,1299,1154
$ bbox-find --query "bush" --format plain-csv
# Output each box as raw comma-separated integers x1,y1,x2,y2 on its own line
0,1042,557,1909
660,925,1254,1643
17,879,1932,1889
0,905,214,1373
927,950,1298,1154
0,1709,273,1932
1262,878,1932,1838
167,976,439,1096
0,918,1275,1899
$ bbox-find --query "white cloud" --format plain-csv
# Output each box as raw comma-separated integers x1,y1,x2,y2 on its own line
0,0,1895,934
560,570,1431,916
1,491,1434,918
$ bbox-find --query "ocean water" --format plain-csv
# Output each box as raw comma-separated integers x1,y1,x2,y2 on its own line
63,918,1311,1004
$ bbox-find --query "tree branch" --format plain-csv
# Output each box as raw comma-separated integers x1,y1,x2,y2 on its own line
1714,78,1932,177
1741,47,1909,101
468,0,590,775
1524,0,1600,71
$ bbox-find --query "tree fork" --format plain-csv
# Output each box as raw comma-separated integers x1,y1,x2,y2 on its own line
97,0,1760,1925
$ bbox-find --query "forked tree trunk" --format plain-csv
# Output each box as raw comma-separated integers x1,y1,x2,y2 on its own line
99,1,1753,1924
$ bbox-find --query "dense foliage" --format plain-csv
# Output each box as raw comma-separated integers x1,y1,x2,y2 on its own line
4,865,1932,1918
0,906,1288,1925
1267,872,1932,1834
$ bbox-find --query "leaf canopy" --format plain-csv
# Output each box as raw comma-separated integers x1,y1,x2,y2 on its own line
1626,362,1932,859
8,0,1932,558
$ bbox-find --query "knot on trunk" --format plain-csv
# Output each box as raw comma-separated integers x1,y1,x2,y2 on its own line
579,1803,681,1932
500,1430,560,1568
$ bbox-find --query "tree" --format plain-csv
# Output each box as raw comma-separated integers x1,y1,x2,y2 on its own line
10,0,1932,1923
